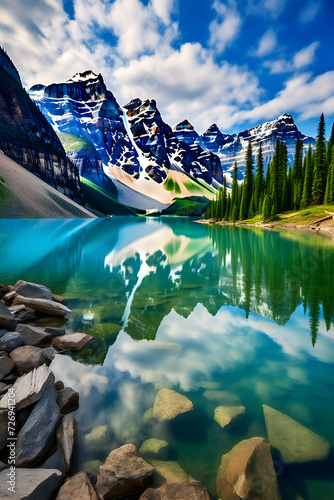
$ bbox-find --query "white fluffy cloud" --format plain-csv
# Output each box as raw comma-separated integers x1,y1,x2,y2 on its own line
209,1,242,53
264,41,320,74
256,28,277,57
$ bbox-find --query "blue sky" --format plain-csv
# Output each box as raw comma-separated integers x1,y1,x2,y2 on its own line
0,0,334,137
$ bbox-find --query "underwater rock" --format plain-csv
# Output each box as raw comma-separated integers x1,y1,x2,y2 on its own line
153,389,193,421
214,406,246,429
139,439,169,459
96,443,154,499
139,481,211,499
149,460,195,484
263,404,330,463
203,390,242,406
84,425,109,452
216,436,281,500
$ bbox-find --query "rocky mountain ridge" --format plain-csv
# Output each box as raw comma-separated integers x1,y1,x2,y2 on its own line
0,47,82,203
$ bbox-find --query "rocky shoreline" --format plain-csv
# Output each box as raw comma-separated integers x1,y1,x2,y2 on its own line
0,280,332,499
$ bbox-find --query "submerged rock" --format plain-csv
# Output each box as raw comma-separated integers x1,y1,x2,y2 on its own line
196,381,220,390
0,364,54,411
203,390,242,406
83,459,103,476
9,345,48,374
139,439,169,459
263,404,330,463
84,425,109,452
216,436,281,500
52,332,92,351
96,444,154,499
57,415,78,474
143,408,154,420
214,406,246,429
56,471,98,500
16,389,62,467
153,389,193,421
0,468,63,499
150,460,195,484
139,482,211,499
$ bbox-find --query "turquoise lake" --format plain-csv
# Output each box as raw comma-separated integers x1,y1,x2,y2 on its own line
0,217,334,499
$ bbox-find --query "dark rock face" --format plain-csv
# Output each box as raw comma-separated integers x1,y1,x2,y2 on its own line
0,331,23,352
0,47,82,203
0,302,17,331
13,280,52,300
15,388,62,467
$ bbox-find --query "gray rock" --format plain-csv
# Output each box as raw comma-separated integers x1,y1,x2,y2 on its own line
16,307,39,323
0,409,7,451
153,389,193,421
96,444,154,500
16,388,62,467
13,295,71,317
0,364,55,411
15,324,52,346
10,346,48,374
0,461,6,471
0,355,15,375
139,482,211,500
45,327,66,336
263,404,330,463
0,329,8,338
0,331,23,352
0,350,8,357
57,414,78,474
3,290,17,303
0,302,17,330
56,471,98,500
43,346,57,359
0,468,63,499
8,304,26,315
216,437,281,500
56,387,79,413
13,280,53,300
0,381,7,392
55,380,64,390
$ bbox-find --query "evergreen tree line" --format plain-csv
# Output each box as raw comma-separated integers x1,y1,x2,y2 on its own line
204,114,334,221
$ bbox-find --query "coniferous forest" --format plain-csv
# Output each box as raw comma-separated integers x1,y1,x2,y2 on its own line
204,114,334,221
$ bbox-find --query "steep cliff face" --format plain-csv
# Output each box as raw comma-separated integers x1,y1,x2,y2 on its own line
0,47,82,203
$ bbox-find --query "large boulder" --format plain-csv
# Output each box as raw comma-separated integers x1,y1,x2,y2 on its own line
56,471,98,500
203,391,242,405
139,482,211,499
0,468,63,499
96,444,154,499
0,302,17,330
0,331,23,352
263,404,330,463
0,364,55,411
16,388,62,467
10,345,48,374
153,389,193,421
57,414,78,474
13,295,71,317
214,406,246,429
15,324,53,346
0,355,15,375
216,437,281,500
13,280,53,300
52,333,92,351
56,386,79,413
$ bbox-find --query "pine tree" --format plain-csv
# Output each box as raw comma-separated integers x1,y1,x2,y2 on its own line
254,143,264,214
301,144,314,208
222,177,227,219
225,194,231,220
240,141,254,220
263,194,272,220
312,113,327,204
326,123,334,169
291,138,303,209
231,161,238,208
269,140,281,215
325,146,334,204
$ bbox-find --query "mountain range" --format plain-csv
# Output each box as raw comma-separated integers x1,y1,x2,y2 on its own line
0,48,317,215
